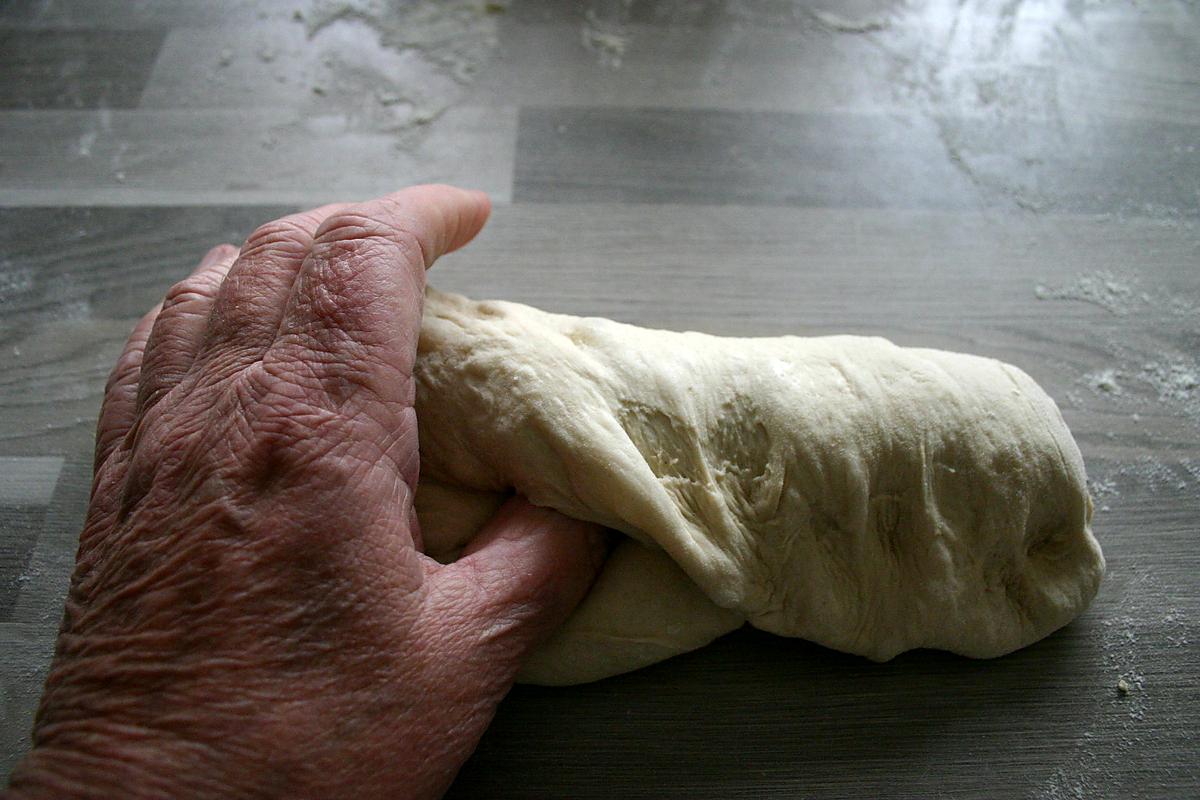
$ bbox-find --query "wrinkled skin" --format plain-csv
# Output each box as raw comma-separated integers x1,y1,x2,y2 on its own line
5,186,607,800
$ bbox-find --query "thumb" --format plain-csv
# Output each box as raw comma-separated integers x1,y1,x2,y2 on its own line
424,496,610,670
371,183,492,268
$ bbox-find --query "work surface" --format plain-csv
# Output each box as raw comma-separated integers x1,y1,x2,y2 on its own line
1,1,1198,796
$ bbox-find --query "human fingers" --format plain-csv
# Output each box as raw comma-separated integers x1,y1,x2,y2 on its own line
266,185,491,406
93,303,160,470
198,203,352,375
423,497,609,672
134,244,238,413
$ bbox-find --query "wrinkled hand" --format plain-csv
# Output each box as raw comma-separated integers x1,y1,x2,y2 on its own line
7,186,607,800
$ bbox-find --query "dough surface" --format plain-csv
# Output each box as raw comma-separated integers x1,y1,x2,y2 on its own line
413,289,1105,685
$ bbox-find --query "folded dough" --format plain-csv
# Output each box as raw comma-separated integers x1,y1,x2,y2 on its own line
413,289,1105,685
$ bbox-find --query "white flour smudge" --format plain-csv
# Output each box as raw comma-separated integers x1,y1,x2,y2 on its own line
1084,367,1123,396
1034,271,1138,315
810,7,890,34
1141,359,1200,407
299,0,500,143
1030,578,1168,800
581,0,634,69
1037,271,1200,430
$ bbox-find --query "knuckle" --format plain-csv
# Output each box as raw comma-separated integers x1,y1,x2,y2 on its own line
161,276,218,312
391,226,428,268
313,211,387,246
134,379,174,414
105,343,146,393
313,211,427,268
116,413,201,516
241,218,313,259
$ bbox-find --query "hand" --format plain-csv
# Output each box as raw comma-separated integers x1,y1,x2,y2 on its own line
7,186,608,799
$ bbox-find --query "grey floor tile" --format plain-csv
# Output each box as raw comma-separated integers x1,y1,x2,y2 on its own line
504,0,805,26
480,6,1200,217
0,319,135,458
140,13,500,112
0,28,165,109
9,456,90,628
433,202,1200,353
513,106,984,209
0,206,300,459
0,457,65,621
514,105,1200,215
1,623,56,779
0,508,47,622
0,0,278,28
469,19,898,113
0,458,64,506
0,205,297,328
471,10,1200,123
940,113,1200,217
0,105,515,206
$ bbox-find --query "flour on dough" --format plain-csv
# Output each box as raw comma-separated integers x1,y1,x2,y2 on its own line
413,289,1105,685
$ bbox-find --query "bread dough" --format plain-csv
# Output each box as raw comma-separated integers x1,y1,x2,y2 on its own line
413,289,1105,685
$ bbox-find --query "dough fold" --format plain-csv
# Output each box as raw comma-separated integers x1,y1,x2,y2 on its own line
413,289,1104,684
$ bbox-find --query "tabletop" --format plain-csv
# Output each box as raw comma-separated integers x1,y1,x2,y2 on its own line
1,1,1198,797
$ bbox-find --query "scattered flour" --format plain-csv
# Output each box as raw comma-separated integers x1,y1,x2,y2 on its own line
0,265,34,301
1162,608,1190,648
305,0,498,83
1140,359,1200,406
1035,566,1195,797
810,7,890,34
76,130,96,158
1034,271,1137,315
1035,269,1196,320
296,0,500,142
1084,368,1122,396
1036,272,1200,430
1100,605,1156,723
1086,476,1117,501
1088,457,1192,505
581,0,634,69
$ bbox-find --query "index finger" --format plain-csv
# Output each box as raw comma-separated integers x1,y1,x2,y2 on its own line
266,185,491,404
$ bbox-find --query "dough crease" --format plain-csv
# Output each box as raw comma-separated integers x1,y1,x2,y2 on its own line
412,289,1105,685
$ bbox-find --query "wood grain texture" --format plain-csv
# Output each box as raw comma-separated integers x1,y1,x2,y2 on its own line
514,107,980,209
0,0,278,29
0,28,164,110
472,15,1200,127
0,106,516,206
1,0,1198,796
513,106,1200,214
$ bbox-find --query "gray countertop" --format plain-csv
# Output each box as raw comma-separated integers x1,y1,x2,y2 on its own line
1,1,1198,797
